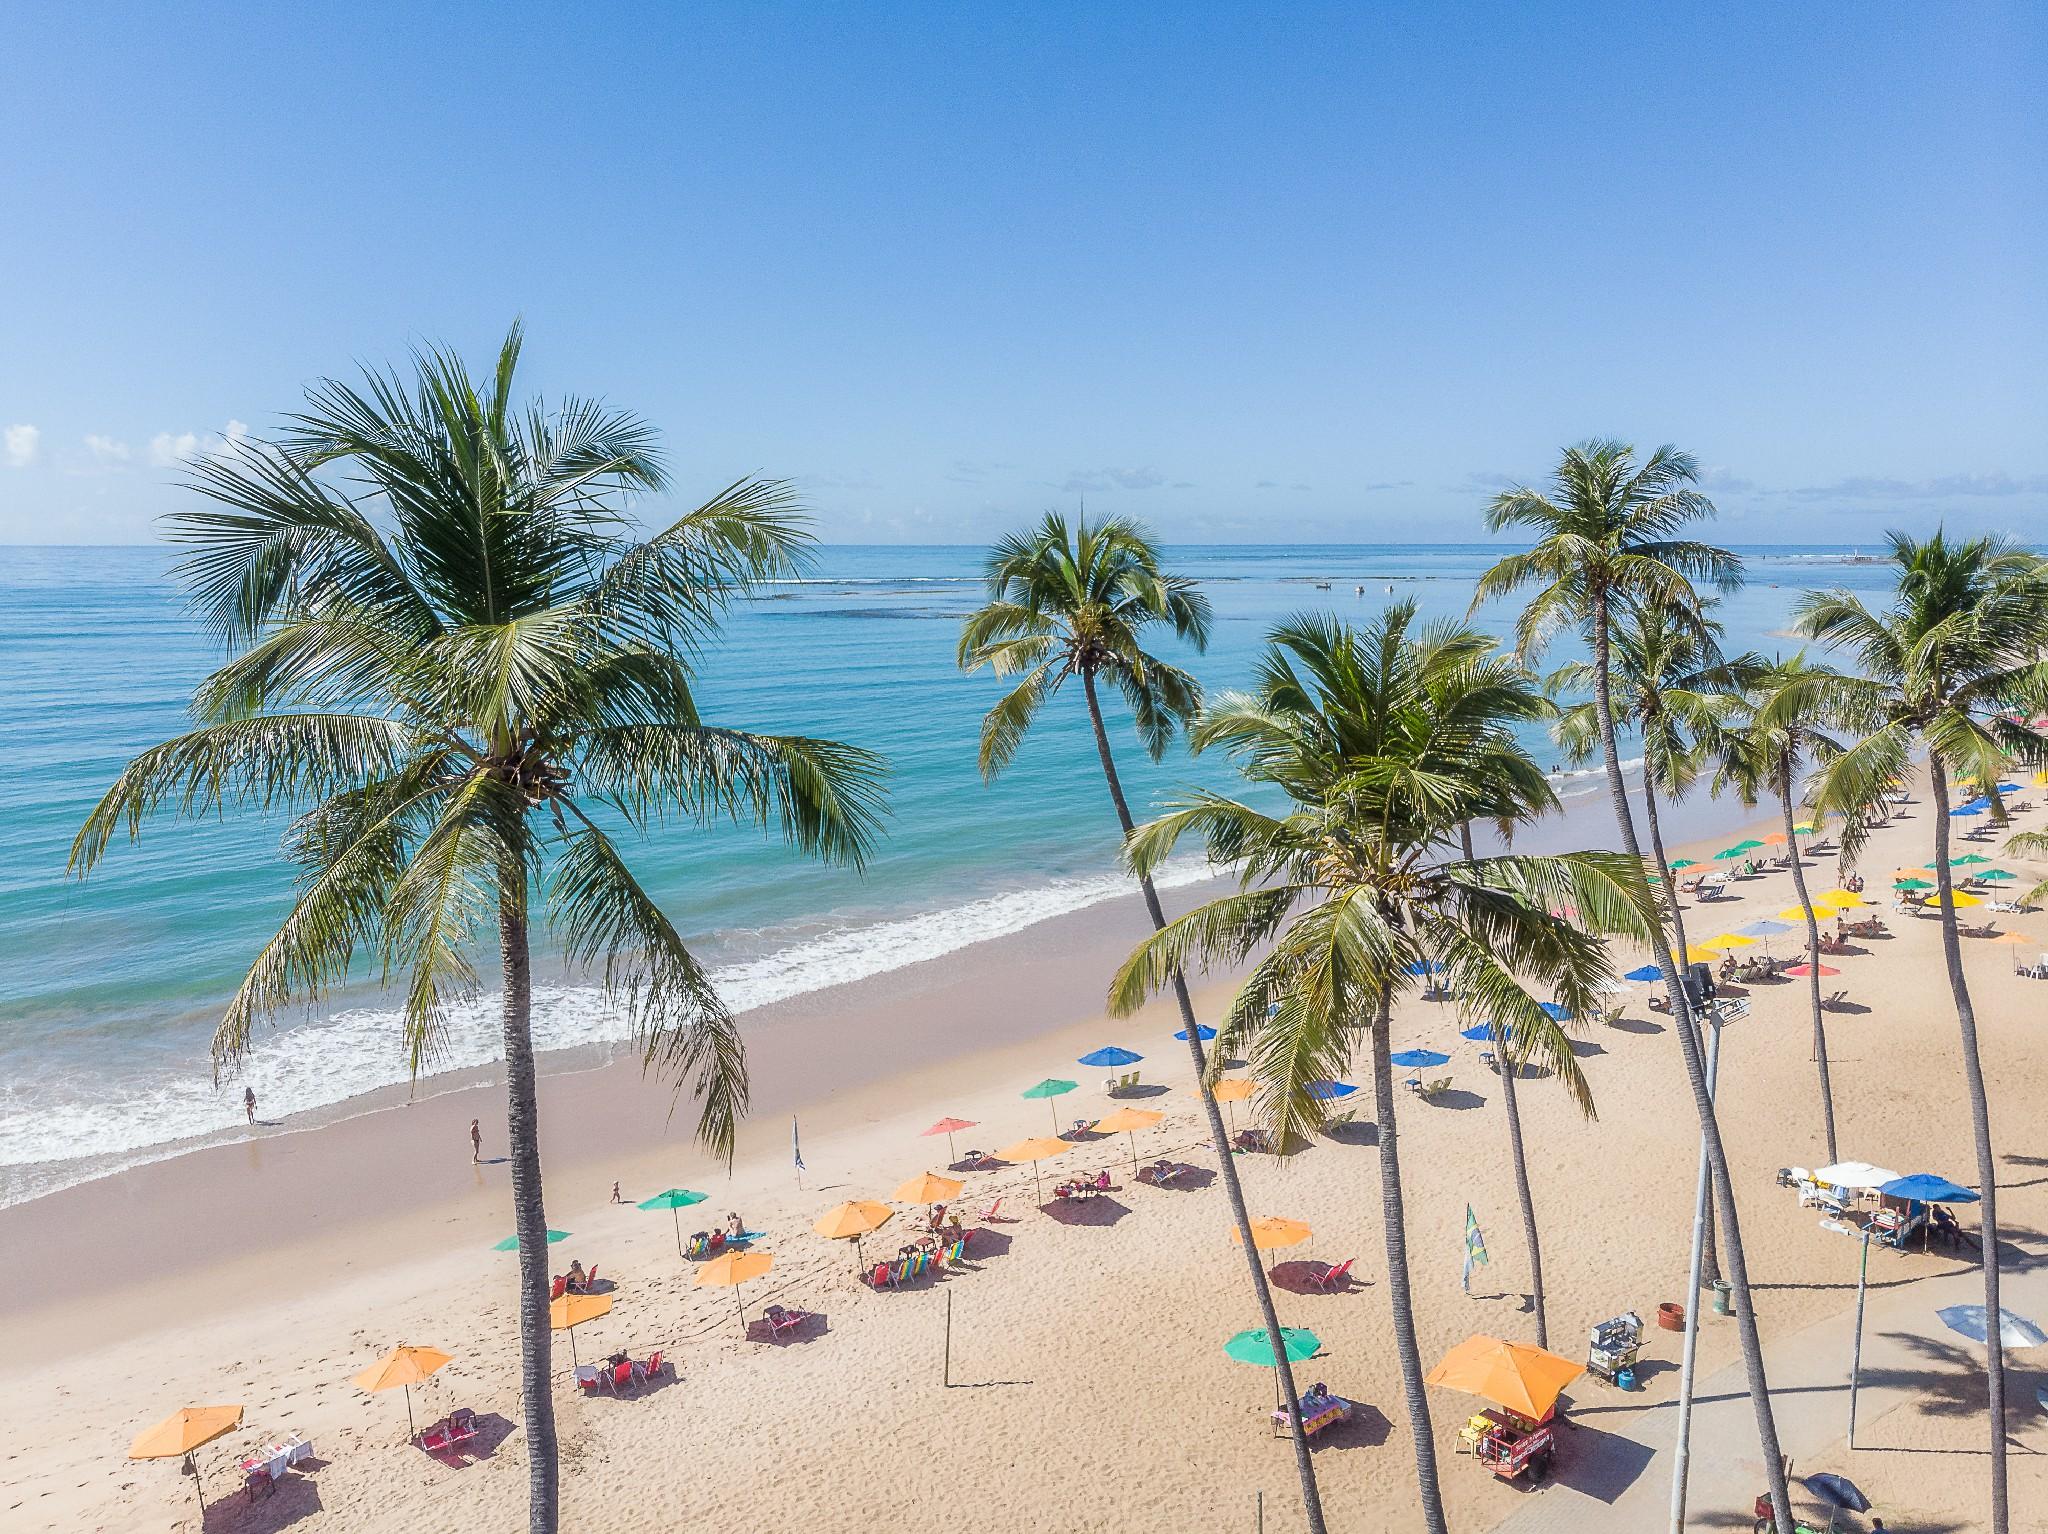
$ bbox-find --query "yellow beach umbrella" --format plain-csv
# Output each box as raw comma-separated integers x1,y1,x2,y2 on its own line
351,1345,453,1438
815,1199,895,1269
1816,889,1864,907
129,1404,244,1516
997,1135,1074,1204
1935,890,1985,909
1673,944,1719,965
549,1291,612,1368
893,1171,965,1205
694,1249,774,1333
1778,906,1825,924
1093,1105,1165,1173
1701,933,1755,950
1230,1215,1313,1251
1989,929,2031,944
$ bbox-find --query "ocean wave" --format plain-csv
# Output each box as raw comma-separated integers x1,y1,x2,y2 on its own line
0,859,1217,1207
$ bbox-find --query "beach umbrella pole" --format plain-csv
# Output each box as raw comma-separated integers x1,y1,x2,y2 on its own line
405,1381,415,1440
1848,1226,1871,1447
672,1205,682,1260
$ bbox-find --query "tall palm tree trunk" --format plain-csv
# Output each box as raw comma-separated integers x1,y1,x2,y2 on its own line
1495,1045,1547,1348
500,893,560,1534
1640,771,1720,1286
1081,672,1329,1534
1779,758,1838,1163
1928,757,2008,1533
1369,992,1448,1533
1590,591,1794,1534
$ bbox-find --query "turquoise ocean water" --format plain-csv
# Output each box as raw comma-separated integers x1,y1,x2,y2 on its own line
0,543,1896,1203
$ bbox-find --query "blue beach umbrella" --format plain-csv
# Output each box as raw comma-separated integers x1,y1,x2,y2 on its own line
1878,1173,1980,1205
1403,959,1445,976
1304,1080,1357,1101
1390,1048,1451,1068
1950,804,1986,817
1624,963,1663,982
1460,1022,1511,1043
1078,1046,1143,1068
1174,1025,1216,1041
1537,1001,1571,1021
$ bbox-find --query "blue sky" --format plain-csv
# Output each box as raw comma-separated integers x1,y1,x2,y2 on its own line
2,2,2042,544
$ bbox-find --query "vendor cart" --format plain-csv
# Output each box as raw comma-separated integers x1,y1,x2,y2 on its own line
1586,1311,1643,1385
1471,1408,1555,1481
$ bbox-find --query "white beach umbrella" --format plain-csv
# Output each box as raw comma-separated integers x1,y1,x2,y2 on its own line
1813,1161,1902,1191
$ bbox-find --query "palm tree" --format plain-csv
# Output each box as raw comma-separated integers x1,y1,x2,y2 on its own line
1475,440,1798,1534
1550,598,1755,1285
71,327,887,1534
1415,623,1573,1349
1797,530,2048,1534
1106,606,1655,1534
956,511,1329,1534
1722,654,1855,1164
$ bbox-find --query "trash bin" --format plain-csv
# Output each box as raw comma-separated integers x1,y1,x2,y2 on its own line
1711,1279,1733,1316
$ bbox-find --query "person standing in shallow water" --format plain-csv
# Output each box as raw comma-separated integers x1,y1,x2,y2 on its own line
244,1086,256,1123
470,1118,482,1164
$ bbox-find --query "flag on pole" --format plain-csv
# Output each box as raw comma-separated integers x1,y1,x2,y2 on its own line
1462,1204,1490,1293
792,1116,805,1171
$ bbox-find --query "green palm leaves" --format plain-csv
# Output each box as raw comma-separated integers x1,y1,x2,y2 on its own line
958,510,1210,776
72,325,887,1163
1109,603,1655,1150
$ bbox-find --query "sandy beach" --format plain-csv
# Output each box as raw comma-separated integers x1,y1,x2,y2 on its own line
4,775,2046,1534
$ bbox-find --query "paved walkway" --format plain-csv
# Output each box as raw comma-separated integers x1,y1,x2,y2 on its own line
1492,1246,2047,1532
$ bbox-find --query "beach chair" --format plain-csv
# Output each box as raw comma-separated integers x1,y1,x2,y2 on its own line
418,1422,454,1453
1310,1257,1355,1291
946,1239,968,1266
446,1409,477,1445
551,1275,567,1300
1109,1071,1143,1095
980,1196,1005,1222
1420,1077,1451,1099
637,1351,665,1382
866,1261,891,1287
1069,1118,1098,1137
611,1359,634,1391
765,1305,805,1339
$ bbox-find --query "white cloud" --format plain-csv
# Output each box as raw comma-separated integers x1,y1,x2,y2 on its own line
1057,466,1167,493
4,424,40,468
150,431,201,467
214,419,252,460
84,434,131,464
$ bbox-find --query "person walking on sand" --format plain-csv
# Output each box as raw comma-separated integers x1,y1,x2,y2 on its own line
470,1118,482,1164
244,1086,256,1124
610,1181,622,1204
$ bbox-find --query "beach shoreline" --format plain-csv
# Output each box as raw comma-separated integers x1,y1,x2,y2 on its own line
7,775,2043,1533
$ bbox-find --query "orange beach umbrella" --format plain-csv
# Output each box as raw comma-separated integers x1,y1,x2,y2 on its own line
997,1136,1073,1204
1209,1078,1256,1102
129,1404,244,1516
548,1291,612,1369
351,1345,452,1438
1093,1105,1164,1172
814,1200,894,1268
1425,1335,1583,1420
695,1249,775,1332
1231,1215,1313,1251
894,1171,965,1204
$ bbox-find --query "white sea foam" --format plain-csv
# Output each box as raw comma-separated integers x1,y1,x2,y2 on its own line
0,859,1218,1207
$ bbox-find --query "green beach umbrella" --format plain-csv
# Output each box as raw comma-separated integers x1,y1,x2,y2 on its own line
1894,877,1934,891
1979,869,2017,882
637,1189,710,1258
1224,1327,1321,1365
1938,854,1992,867
1021,1077,1078,1133
1669,858,1698,870
493,1229,570,1252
